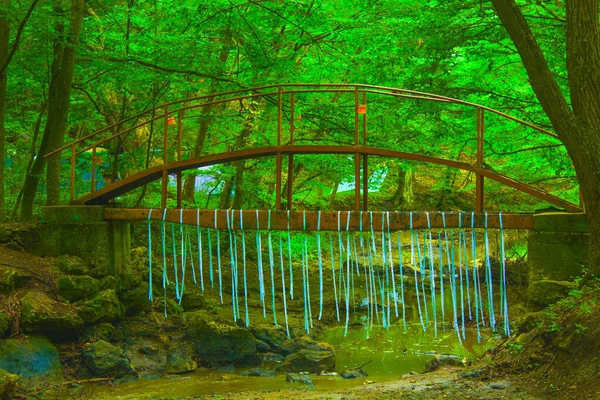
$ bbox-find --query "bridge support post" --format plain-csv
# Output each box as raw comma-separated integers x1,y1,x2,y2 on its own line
39,206,131,278
527,212,589,308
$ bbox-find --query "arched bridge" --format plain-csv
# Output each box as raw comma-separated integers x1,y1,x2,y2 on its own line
46,83,582,230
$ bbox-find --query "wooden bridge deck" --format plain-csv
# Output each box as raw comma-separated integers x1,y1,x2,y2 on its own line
105,208,534,231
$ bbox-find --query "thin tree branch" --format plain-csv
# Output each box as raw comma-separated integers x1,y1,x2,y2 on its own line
0,0,41,76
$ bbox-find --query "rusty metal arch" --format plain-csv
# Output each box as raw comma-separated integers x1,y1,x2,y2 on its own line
74,144,581,212
45,83,580,213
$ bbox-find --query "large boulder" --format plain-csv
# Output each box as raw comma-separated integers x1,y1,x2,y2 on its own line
528,280,575,307
0,265,32,294
183,310,258,366
77,290,123,324
21,292,83,340
278,349,335,373
250,325,286,352
0,369,19,399
0,336,63,382
57,275,99,302
82,340,134,377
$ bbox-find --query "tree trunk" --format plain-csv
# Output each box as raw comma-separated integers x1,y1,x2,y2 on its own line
0,0,9,220
491,0,600,275
46,0,85,206
21,0,84,219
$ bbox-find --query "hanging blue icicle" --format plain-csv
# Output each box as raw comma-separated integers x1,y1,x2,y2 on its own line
457,213,466,339
397,232,407,331
387,212,398,318
207,223,213,289
215,210,223,304
426,212,437,337
410,212,425,332
161,209,168,318
499,212,510,337
147,209,153,302
344,211,351,336
196,210,204,292
268,211,278,328
471,212,482,342
178,210,186,303
329,232,341,322
484,212,496,331
232,210,240,320
415,225,428,327
256,210,266,318
226,210,237,322
171,222,180,301
301,211,310,334
278,233,290,337
240,210,249,327
461,212,472,320
438,223,445,328
287,211,294,300
380,213,390,329
317,211,324,320
337,212,346,306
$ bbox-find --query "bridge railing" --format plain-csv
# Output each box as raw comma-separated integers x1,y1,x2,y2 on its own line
44,84,578,212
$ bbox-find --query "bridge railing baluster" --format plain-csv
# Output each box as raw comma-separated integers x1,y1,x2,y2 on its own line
288,91,295,210
476,108,485,213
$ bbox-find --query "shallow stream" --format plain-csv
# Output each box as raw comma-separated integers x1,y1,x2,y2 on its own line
83,322,495,399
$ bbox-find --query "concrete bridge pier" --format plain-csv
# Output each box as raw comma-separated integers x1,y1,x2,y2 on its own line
40,206,131,277
527,212,589,307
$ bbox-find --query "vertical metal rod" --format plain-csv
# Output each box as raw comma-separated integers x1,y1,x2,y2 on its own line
162,105,169,209
287,92,295,210
70,144,75,203
275,85,283,210
91,146,96,193
163,105,169,165
161,170,168,209
354,87,360,211
362,91,368,211
476,108,485,213
176,110,183,209
363,155,369,211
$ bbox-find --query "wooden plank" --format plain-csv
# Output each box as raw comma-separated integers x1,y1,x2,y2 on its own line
105,208,534,231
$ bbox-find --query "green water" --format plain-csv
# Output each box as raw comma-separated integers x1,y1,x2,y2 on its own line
80,321,494,399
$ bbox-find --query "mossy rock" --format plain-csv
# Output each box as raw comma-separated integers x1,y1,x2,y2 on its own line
82,340,134,377
250,325,286,352
166,342,198,374
278,349,335,373
0,368,19,399
54,255,90,276
129,247,149,276
183,310,257,365
85,323,115,342
119,281,151,317
0,336,63,382
528,280,575,307
0,265,32,294
179,290,209,312
0,313,11,339
99,276,119,291
21,292,83,340
77,290,123,324
57,275,100,302
280,336,333,355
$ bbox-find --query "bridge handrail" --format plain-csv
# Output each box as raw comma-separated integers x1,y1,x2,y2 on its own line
45,83,558,158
